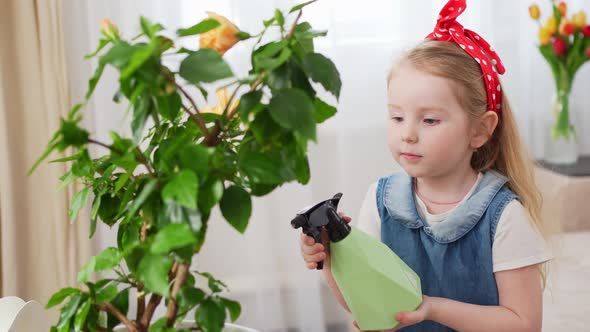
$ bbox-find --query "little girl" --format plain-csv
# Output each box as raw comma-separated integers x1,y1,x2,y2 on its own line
299,1,552,331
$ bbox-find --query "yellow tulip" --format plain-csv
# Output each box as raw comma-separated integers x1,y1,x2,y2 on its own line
199,12,240,56
529,4,541,20
572,11,587,28
545,16,558,34
201,88,240,116
538,27,552,45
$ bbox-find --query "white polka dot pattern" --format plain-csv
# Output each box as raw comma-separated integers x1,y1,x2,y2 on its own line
425,0,505,114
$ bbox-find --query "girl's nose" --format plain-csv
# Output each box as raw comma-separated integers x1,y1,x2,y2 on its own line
401,124,418,143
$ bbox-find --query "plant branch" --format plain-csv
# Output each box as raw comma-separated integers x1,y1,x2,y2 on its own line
140,262,178,327
134,147,156,177
166,263,190,327
96,303,138,332
161,68,210,138
88,138,123,155
287,10,303,39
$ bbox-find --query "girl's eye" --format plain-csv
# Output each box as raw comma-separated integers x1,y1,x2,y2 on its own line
424,118,440,125
391,117,403,122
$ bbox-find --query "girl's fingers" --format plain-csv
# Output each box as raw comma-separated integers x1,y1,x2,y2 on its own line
303,251,326,264
337,211,352,223
306,261,317,269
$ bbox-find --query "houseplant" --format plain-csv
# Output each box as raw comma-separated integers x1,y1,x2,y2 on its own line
29,1,341,331
529,1,590,163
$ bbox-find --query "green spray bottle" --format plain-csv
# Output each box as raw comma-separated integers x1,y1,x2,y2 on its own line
291,193,423,331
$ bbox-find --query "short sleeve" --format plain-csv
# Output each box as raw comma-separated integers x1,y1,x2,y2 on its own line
355,182,381,240
492,200,553,272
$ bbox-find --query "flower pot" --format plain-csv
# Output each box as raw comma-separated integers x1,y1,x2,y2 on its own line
113,320,259,332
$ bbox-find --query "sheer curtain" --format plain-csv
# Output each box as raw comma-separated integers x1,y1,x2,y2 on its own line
63,0,590,331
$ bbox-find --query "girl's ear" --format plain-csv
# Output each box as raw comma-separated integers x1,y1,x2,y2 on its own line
470,111,498,149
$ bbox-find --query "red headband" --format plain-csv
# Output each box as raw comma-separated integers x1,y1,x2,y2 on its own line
425,0,505,114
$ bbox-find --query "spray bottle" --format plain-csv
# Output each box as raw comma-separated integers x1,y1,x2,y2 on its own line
291,193,422,331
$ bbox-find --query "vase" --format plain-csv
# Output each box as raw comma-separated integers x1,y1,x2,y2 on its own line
543,90,578,165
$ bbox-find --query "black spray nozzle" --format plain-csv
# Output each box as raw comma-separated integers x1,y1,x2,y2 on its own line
291,193,352,270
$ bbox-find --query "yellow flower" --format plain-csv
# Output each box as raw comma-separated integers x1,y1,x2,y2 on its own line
199,12,240,56
538,27,552,45
572,11,587,28
545,16,558,34
529,4,541,20
100,18,120,41
201,88,240,116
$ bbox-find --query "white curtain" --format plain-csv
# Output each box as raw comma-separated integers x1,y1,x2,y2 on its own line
62,1,590,331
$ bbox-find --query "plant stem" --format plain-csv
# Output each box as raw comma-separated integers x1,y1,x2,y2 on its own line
166,263,190,327
134,147,156,177
161,68,210,139
287,10,303,38
88,138,123,155
137,283,145,323
96,303,138,332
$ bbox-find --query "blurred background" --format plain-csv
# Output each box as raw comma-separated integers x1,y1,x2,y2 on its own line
1,0,589,331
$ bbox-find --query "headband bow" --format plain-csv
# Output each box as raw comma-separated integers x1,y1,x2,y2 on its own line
425,0,505,114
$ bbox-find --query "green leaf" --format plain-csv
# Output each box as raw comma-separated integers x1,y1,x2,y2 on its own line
195,298,226,332
56,293,83,330
302,53,341,99
314,97,337,123
46,287,80,309
151,223,198,254
179,49,234,84
120,42,157,81
73,298,91,332
179,145,210,177
257,47,292,71
253,40,288,72
77,256,96,283
95,284,118,304
69,187,91,223
156,92,182,121
85,39,110,59
161,169,198,209
137,254,174,297
235,31,252,40
198,178,224,212
107,288,129,330
236,90,264,121
219,297,241,322
239,151,285,185
95,247,122,271
289,0,318,13
268,88,316,140
219,185,251,234
132,94,152,143
62,120,90,147
177,18,221,37
127,179,158,220
177,286,206,310
274,9,285,27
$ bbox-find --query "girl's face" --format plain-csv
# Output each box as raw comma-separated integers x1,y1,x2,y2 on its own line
387,63,476,179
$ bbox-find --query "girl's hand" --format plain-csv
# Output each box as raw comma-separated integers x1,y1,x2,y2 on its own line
352,295,432,331
299,212,351,270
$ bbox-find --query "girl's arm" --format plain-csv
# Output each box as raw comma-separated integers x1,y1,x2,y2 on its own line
394,264,543,332
322,266,351,312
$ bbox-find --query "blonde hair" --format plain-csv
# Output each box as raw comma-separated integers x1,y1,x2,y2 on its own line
389,40,552,285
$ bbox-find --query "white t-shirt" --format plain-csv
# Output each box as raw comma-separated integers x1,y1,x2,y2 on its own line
356,173,552,272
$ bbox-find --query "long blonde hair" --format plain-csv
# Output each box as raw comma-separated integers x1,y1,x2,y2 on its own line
389,40,552,283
